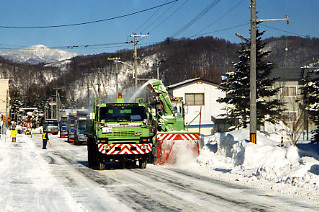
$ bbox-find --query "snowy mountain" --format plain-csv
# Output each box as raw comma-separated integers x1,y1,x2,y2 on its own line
0,45,81,65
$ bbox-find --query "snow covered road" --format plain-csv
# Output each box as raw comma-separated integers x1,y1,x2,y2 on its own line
0,132,318,211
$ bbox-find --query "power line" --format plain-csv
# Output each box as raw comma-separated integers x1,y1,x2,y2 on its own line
171,0,221,38
134,0,171,33
196,0,245,35
53,42,127,50
148,0,189,34
139,0,178,33
0,0,178,29
260,23,307,38
189,23,249,38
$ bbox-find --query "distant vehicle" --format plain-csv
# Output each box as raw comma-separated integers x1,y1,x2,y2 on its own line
44,119,59,135
74,110,88,145
67,113,77,142
59,115,68,138
16,125,24,134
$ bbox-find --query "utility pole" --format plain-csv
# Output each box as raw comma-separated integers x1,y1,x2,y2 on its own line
50,97,54,119
108,57,121,94
249,0,289,144
55,89,60,121
156,59,164,80
128,33,148,89
250,0,257,144
83,72,92,106
97,69,101,98
87,75,90,105
5,89,8,135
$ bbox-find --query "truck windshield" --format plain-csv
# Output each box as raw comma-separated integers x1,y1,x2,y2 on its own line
46,122,58,126
78,120,86,129
100,106,146,122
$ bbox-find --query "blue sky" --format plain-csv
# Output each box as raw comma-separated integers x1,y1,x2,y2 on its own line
0,0,317,55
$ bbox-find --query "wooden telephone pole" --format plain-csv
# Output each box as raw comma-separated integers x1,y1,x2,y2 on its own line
128,33,148,89
249,0,289,144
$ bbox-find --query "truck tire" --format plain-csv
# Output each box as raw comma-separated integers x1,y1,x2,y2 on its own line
87,137,98,167
148,145,157,165
74,139,79,145
139,158,147,169
99,161,106,170
121,159,127,169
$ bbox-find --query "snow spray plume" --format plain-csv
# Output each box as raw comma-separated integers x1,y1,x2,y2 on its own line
172,140,198,166
127,80,153,103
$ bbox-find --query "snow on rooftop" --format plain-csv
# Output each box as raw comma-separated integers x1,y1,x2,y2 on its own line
167,78,202,89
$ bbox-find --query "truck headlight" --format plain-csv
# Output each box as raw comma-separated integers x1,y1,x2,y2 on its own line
103,145,111,150
141,144,148,150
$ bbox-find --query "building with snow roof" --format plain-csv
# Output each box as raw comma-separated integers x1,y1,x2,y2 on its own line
167,78,231,135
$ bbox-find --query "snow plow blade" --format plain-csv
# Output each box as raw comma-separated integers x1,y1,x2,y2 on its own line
155,132,200,165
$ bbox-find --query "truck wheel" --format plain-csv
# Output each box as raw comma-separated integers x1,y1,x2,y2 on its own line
139,158,147,169
87,137,98,167
148,145,157,165
99,161,106,170
120,159,125,169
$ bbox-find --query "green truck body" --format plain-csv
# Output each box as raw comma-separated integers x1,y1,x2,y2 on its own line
86,97,155,170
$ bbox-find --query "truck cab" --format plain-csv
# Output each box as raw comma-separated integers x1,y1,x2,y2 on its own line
44,119,59,135
59,115,68,138
74,110,88,145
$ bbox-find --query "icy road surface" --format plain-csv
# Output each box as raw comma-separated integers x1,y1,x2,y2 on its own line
0,132,318,212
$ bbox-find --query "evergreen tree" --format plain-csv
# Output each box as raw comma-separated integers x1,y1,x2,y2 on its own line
218,27,285,129
218,41,250,128
300,69,319,143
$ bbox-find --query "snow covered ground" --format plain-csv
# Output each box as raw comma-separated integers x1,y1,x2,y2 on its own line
182,128,319,204
0,127,318,210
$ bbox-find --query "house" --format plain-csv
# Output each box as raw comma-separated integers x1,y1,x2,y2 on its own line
268,68,317,137
167,78,228,135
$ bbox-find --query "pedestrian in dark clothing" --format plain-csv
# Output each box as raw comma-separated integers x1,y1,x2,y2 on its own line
42,130,49,149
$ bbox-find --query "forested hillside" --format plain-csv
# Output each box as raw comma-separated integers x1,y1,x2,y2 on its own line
1,35,319,110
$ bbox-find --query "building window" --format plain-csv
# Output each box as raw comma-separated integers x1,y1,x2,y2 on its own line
283,111,297,122
282,87,297,96
185,93,204,106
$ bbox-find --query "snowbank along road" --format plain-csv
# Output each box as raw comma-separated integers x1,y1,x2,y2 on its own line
0,132,318,211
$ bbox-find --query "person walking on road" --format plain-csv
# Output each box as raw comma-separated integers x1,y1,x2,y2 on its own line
42,130,49,149
10,127,18,142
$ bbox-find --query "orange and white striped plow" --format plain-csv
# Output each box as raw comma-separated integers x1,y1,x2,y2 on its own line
98,143,152,155
156,133,200,165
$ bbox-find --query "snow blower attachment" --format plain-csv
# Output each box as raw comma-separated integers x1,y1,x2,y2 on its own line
156,132,200,165
147,79,200,165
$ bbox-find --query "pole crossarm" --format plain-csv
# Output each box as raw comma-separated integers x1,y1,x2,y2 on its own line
258,15,289,24
130,33,149,38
